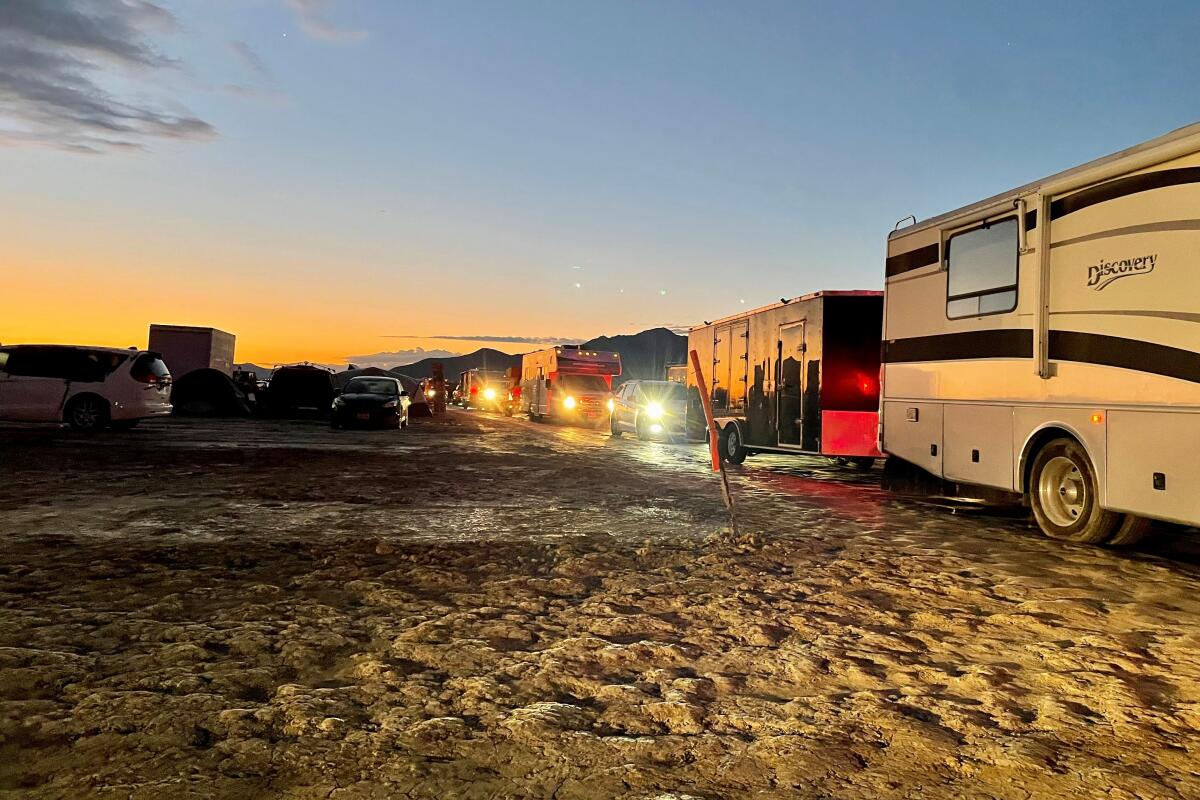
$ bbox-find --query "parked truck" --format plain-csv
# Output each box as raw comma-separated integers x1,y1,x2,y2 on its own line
686,291,884,466
520,346,621,426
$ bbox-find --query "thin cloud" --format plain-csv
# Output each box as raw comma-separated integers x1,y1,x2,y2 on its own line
346,348,463,368
284,0,366,43
0,0,215,153
382,334,584,346
229,40,270,80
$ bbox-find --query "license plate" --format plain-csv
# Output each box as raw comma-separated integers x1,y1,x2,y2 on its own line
357,412,371,420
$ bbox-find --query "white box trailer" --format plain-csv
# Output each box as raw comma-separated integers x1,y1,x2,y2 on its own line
148,324,235,378
882,122,1200,545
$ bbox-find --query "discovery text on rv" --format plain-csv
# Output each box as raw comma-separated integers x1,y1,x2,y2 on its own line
1087,253,1156,290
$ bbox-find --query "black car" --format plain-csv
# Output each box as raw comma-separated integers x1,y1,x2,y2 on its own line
609,380,686,441
330,377,410,429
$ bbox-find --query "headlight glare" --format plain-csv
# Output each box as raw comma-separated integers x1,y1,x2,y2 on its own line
645,402,664,419
606,398,615,412
483,387,497,400
563,395,577,409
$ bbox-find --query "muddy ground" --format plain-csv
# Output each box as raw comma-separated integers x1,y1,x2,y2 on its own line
2,412,1200,799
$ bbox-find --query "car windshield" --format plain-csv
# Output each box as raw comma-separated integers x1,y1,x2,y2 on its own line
560,374,610,393
640,382,685,406
345,378,398,395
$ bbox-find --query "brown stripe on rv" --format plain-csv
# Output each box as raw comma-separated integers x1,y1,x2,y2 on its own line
885,243,939,277
883,329,1033,362
1049,166,1200,222
1049,331,1200,384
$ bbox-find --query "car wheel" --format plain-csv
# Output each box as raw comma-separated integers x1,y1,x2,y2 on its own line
1029,438,1119,544
400,415,408,429
65,395,109,432
330,418,340,429
635,415,651,441
610,414,622,437
720,423,747,465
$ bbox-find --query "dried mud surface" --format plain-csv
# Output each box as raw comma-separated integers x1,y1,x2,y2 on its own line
2,413,1200,799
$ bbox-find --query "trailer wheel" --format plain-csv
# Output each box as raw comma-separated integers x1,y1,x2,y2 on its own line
1106,515,1154,547
721,423,747,465
1029,438,1119,544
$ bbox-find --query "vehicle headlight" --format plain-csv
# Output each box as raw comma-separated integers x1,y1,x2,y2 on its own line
645,402,664,419
483,388,497,400
427,389,436,397
383,399,398,408
606,398,615,412
563,395,577,409
333,397,345,407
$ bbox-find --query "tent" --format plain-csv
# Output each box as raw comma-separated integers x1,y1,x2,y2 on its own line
170,368,253,416
265,364,336,416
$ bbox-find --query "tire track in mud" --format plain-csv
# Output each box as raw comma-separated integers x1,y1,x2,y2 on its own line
2,415,1200,798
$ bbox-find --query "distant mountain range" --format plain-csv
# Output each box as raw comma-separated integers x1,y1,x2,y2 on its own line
395,328,686,384
394,347,522,379
581,327,686,384
237,327,688,384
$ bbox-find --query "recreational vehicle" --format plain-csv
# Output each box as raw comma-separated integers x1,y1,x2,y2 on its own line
882,122,1200,545
520,346,621,426
458,369,507,411
686,291,883,465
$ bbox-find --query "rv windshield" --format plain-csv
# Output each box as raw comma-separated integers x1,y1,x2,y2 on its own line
560,374,610,393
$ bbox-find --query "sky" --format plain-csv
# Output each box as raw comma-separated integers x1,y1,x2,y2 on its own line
3,0,1200,366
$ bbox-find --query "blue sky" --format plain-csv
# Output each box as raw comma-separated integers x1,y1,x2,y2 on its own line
3,0,1200,361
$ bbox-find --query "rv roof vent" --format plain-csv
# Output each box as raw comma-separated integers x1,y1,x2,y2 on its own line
893,214,917,231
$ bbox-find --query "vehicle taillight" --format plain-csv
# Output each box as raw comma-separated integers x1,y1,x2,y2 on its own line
855,371,877,396
511,386,521,398
471,386,478,394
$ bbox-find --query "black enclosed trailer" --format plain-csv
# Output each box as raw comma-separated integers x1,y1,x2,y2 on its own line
685,290,884,464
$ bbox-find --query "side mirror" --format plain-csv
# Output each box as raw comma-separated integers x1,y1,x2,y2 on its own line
400,390,409,397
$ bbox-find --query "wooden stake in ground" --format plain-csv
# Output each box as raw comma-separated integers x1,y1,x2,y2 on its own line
689,349,740,537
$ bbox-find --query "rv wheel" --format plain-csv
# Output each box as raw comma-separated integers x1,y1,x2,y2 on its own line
1029,438,1119,544
1106,515,1153,547
721,423,747,465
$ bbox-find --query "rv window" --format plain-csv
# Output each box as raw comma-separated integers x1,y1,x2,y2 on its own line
945,216,1018,319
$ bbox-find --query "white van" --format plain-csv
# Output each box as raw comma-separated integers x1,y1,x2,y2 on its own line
0,345,172,430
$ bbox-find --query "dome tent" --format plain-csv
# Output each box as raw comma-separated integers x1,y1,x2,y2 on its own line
171,368,253,416
264,364,336,417
388,371,431,417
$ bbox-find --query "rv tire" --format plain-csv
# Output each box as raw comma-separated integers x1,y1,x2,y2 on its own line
1106,515,1153,547
721,423,747,465
1029,438,1119,544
